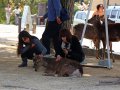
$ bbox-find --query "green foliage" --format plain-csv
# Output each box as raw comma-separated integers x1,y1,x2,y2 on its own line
74,2,80,14
0,3,6,23
0,0,48,24
39,0,47,3
84,0,89,4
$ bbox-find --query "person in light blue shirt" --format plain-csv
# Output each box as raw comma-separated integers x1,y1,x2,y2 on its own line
41,0,63,61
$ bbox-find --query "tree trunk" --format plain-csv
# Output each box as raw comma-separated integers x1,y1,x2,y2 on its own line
61,0,74,30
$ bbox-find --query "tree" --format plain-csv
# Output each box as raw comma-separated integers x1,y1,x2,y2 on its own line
61,0,74,30
0,0,48,23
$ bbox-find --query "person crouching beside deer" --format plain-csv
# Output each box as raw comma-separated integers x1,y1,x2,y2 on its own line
59,29,85,63
17,30,47,67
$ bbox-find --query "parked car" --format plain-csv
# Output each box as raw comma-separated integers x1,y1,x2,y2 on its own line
73,6,120,26
73,10,94,26
107,6,120,23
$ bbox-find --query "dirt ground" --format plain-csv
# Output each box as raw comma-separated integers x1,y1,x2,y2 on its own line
0,40,120,90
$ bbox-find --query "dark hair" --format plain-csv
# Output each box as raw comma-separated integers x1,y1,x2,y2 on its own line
96,4,104,10
17,30,32,55
60,29,72,42
18,30,31,41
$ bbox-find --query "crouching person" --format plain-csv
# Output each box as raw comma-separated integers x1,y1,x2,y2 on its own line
59,29,85,63
55,29,85,77
17,30,47,67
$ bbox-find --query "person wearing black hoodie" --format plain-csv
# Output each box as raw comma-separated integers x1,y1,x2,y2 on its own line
59,29,85,63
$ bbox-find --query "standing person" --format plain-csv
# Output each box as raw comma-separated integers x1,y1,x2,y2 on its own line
92,4,104,17
60,29,85,63
12,6,21,25
5,3,12,24
40,0,62,61
17,30,47,67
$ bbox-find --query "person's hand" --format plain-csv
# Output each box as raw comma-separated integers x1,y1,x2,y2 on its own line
56,55,62,62
31,44,35,48
56,17,62,24
63,49,68,55
40,16,44,22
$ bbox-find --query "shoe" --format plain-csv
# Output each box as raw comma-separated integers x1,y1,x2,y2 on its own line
18,63,27,67
18,58,28,67
43,54,54,58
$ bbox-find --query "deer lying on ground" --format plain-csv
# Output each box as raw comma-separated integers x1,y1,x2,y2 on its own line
33,55,83,77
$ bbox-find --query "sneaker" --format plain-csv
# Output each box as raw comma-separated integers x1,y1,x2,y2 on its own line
18,63,27,67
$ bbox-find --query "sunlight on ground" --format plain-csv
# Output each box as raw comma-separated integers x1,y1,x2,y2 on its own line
83,74,92,77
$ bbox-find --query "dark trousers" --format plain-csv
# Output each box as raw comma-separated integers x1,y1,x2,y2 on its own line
21,46,41,60
42,21,61,55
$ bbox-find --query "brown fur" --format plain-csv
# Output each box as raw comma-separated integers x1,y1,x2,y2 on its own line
73,15,117,62
33,55,43,71
43,58,83,77
91,16,120,62
33,55,83,77
73,23,101,59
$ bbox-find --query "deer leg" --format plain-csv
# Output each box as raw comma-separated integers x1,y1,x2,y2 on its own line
98,39,101,59
96,39,101,59
96,46,99,59
33,55,42,71
93,39,100,59
109,42,115,62
102,40,106,60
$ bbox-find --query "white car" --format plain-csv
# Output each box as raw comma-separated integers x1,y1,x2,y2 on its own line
107,6,120,23
73,10,94,26
73,6,120,26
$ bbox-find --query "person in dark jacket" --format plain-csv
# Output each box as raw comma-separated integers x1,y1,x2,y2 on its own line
59,29,85,63
17,30,47,67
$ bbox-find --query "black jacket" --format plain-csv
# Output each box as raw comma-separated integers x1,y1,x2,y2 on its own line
61,36,85,63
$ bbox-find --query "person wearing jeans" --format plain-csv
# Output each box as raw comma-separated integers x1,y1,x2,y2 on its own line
17,30,47,67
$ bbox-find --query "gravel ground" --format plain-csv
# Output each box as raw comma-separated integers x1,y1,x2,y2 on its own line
0,40,120,90
0,24,120,90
